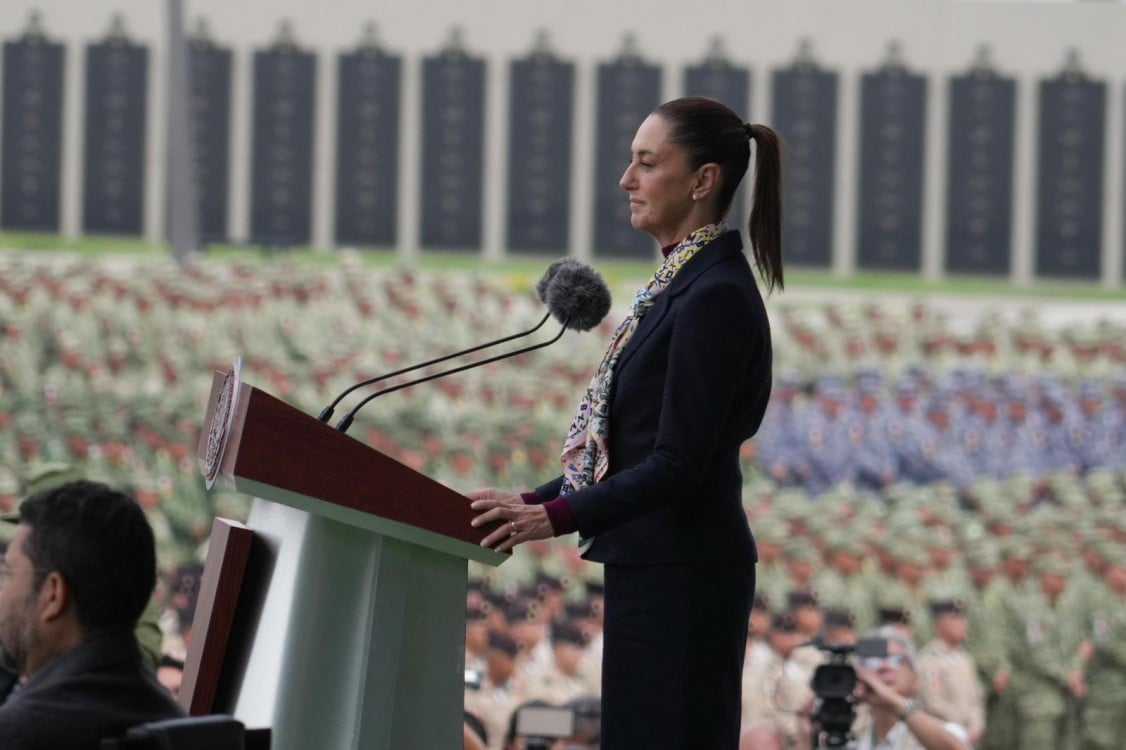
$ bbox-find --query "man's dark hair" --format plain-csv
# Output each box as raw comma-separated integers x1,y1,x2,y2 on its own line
18,480,157,634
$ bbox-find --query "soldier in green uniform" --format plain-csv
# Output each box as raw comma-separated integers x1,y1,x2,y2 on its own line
1078,547,1126,750
813,531,875,631
962,542,1014,750
1006,553,1086,750
749,516,790,612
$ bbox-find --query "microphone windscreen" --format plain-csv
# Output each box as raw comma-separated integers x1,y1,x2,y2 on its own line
535,258,584,304
545,262,613,331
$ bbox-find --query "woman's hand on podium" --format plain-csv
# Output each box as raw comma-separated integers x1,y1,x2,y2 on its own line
468,488,553,553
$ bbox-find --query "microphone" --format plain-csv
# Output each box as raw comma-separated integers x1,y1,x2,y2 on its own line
317,259,579,424
334,261,611,434
538,258,613,332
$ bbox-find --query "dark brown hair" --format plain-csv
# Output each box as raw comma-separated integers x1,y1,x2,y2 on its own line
654,97,785,291
20,480,156,635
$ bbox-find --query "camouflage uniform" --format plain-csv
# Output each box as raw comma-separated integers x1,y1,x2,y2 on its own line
1006,557,1085,750
1078,551,1126,750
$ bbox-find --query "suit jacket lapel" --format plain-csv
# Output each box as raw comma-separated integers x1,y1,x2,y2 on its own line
614,231,743,374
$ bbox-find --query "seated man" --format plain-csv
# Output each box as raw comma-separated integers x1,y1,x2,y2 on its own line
0,480,185,749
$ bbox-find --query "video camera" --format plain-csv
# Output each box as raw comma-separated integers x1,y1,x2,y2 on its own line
809,636,887,749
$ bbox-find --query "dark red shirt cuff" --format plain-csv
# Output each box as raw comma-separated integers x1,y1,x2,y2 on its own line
520,492,577,536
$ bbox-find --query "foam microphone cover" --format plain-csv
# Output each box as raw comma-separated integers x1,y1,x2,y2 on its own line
545,261,613,331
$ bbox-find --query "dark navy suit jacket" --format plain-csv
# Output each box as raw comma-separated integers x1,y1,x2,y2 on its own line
0,631,185,749
534,230,771,565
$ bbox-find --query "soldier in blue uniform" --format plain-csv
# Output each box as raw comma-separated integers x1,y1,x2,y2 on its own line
849,371,898,491
756,371,811,488
996,375,1043,479
1075,380,1114,470
803,377,855,494
1036,385,1083,475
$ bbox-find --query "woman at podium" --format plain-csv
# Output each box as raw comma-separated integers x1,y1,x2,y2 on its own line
471,96,784,750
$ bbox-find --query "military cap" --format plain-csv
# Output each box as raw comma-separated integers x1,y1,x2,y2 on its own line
823,608,856,630
928,599,966,618
550,620,587,648
874,587,911,625
752,516,788,542
563,601,597,621
771,612,799,633
892,541,931,569
535,572,563,593
964,542,1000,569
478,590,507,617
503,598,540,624
877,607,911,627
466,604,489,623
23,462,85,495
0,509,18,545
781,538,820,564
999,537,1033,560
1,464,90,545
1077,379,1103,401
787,589,820,609
1100,545,1126,570
486,629,519,659
894,376,918,398
775,491,814,518
825,532,865,558
1032,553,1072,577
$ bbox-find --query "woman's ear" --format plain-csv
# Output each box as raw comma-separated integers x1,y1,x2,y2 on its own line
692,163,722,200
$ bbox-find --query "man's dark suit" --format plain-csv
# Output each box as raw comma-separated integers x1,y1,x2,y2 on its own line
531,230,771,749
0,631,185,749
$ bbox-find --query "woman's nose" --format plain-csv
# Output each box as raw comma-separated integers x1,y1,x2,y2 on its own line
619,163,635,190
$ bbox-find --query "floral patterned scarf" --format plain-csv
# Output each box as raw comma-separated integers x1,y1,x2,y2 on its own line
559,221,727,551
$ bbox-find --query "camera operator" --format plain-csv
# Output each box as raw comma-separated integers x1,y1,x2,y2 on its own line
850,627,970,750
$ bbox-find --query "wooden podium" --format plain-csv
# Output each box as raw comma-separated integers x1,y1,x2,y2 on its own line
195,363,507,750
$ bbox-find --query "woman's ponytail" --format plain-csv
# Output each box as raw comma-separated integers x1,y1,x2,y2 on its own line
746,123,784,292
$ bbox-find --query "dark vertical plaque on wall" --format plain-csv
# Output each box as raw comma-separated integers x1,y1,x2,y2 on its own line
188,36,232,243
249,33,316,247
335,43,401,247
82,32,148,235
506,51,574,254
420,44,485,251
772,62,838,268
593,47,661,258
1034,74,1105,280
856,62,927,271
684,51,751,230
945,68,1015,275
1,28,65,231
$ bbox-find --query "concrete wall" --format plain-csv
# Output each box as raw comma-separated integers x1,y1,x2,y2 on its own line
0,0,1123,285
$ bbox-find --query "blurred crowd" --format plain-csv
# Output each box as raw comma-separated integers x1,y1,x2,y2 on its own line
0,251,1124,748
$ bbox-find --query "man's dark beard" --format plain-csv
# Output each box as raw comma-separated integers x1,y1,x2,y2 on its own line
0,641,21,679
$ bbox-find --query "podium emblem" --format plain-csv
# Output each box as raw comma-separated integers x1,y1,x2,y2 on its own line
203,357,242,488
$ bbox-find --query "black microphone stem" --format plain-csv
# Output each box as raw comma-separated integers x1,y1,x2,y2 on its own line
335,319,570,434
317,310,552,423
